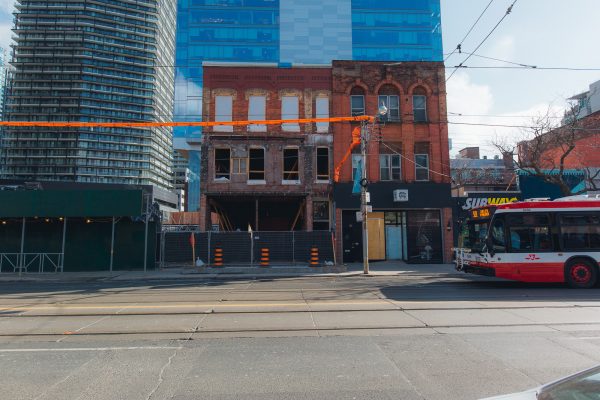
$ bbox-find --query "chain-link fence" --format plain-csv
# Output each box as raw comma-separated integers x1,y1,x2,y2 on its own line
157,230,335,267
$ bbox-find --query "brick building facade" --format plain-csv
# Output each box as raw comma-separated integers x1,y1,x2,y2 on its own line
199,66,333,232
330,61,453,263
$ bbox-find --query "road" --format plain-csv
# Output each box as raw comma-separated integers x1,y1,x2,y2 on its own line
1,270,600,399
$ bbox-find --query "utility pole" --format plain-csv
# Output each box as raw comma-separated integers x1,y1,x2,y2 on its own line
360,121,369,275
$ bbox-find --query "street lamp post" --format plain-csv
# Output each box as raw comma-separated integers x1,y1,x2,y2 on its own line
361,105,388,275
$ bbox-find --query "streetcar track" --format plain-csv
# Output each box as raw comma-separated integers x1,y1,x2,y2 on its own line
1,304,599,317
0,321,598,338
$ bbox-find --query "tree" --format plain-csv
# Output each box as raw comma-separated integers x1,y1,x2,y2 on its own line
492,102,600,197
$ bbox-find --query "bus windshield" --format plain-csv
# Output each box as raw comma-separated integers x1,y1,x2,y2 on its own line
460,219,491,252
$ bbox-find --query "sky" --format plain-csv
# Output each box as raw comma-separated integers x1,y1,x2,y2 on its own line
0,0,599,157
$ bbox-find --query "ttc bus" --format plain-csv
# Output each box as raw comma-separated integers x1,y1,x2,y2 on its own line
455,197,600,288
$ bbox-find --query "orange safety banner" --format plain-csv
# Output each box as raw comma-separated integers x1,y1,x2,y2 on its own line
0,116,374,128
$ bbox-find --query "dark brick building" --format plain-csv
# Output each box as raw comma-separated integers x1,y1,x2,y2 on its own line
330,61,453,263
199,65,333,231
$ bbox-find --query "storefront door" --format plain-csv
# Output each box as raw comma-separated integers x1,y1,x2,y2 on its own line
385,225,403,260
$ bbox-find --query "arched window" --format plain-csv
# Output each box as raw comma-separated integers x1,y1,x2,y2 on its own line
350,87,365,116
378,84,400,122
412,86,428,122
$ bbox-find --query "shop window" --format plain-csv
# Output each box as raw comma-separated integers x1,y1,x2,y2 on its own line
248,95,266,132
350,87,365,116
214,95,233,132
248,148,265,181
412,87,428,122
281,96,300,132
313,201,330,231
316,147,329,181
407,211,442,263
214,148,230,180
379,154,401,181
315,97,329,133
283,148,299,181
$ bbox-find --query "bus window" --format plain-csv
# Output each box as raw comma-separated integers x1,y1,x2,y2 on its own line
507,213,552,252
490,216,506,253
560,214,600,250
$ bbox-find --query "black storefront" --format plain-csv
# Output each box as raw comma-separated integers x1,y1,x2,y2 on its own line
334,182,452,264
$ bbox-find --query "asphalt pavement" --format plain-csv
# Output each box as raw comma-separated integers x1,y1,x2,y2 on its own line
1,267,600,399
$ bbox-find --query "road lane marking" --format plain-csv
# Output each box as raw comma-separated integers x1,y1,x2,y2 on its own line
0,346,182,352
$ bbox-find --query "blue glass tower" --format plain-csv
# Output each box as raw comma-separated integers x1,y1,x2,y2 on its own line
174,0,442,210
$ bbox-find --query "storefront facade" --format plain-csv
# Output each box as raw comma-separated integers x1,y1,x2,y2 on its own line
334,182,453,264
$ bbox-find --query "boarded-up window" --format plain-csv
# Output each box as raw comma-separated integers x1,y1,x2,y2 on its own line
214,148,230,180
214,95,233,132
315,97,329,133
316,147,329,181
283,148,299,181
282,96,300,132
248,95,266,132
248,148,265,181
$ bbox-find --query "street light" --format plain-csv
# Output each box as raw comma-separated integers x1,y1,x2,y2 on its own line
360,104,389,275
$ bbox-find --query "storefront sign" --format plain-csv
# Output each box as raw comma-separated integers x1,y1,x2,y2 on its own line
393,189,409,202
461,196,518,210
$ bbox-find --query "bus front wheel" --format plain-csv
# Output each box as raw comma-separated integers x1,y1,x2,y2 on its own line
565,259,598,289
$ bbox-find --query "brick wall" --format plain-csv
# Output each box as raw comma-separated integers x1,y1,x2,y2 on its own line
330,61,450,185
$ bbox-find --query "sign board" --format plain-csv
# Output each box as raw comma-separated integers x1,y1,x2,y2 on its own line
393,189,409,202
356,211,363,222
365,192,371,203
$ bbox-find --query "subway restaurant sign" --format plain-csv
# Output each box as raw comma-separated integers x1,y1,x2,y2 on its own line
461,194,520,211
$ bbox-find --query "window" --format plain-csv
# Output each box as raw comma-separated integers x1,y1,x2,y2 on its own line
352,154,362,180
313,201,330,231
350,86,366,116
415,142,429,181
415,154,429,181
351,95,365,116
490,216,506,253
214,95,233,132
316,147,330,181
283,148,299,181
378,85,400,122
379,154,401,181
315,97,329,133
507,214,552,252
560,214,600,250
413,90,427,122
281,96,299,132
248,148,265,181
248,95,266,132
214,148,230,180
232,158,247,174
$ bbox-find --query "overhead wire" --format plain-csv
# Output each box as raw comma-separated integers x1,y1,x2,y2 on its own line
446,0,519,82
444,0,495,62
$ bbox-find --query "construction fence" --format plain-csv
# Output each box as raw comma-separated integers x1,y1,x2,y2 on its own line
158,230,336,267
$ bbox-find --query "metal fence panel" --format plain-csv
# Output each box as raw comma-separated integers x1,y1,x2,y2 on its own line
210,232,251,265
253,232,294,264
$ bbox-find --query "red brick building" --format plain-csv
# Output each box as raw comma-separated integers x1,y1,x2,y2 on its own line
330,61,453,263
199,65,333,231
518,110,600,191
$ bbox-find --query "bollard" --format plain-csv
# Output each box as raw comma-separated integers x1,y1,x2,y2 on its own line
213,247,223,267
260,248,269,267
309,247,319,267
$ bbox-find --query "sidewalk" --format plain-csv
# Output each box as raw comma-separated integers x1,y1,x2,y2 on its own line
0,261,460,282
